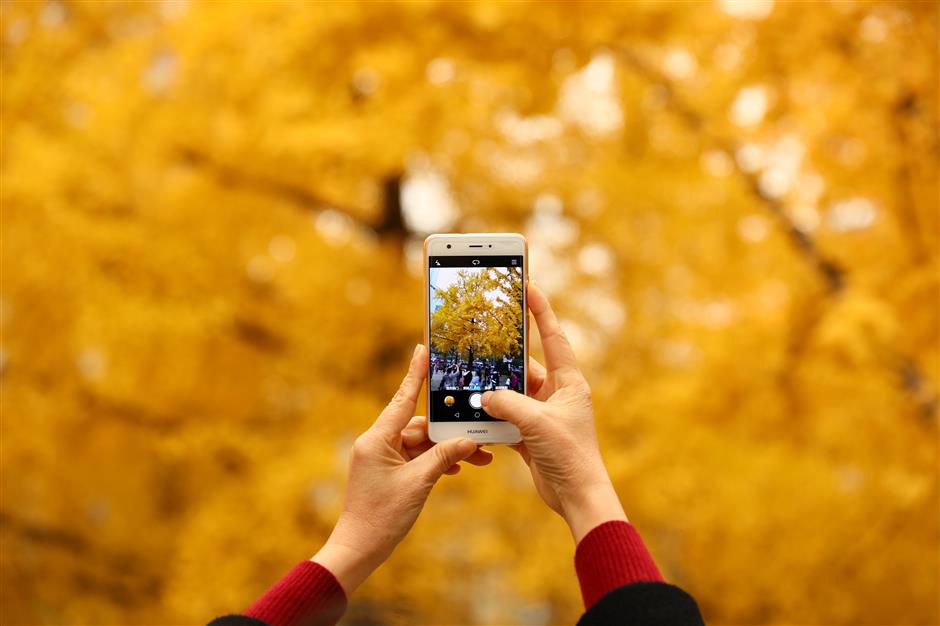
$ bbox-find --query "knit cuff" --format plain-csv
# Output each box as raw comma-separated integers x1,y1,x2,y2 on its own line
244,561,347,626
574,520,664,609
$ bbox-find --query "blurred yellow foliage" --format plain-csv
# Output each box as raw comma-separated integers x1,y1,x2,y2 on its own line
1,1,938,625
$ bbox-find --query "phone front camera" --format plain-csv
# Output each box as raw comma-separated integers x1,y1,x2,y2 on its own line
446,244,452,249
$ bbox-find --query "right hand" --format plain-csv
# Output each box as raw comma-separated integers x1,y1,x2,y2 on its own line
482,281,627,543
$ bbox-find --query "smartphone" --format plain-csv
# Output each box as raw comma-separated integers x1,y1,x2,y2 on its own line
424,233,526,444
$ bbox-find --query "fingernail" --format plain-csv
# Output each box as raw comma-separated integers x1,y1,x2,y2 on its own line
413,344,422,357
481,391,493,407
403,428,422,438
457,438,477,455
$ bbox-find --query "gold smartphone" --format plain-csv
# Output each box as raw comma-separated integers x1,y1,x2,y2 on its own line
424,233,527,444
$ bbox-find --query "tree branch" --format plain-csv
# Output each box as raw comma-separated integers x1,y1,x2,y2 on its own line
176,146,407,248
0,511,161,602
616,46,936,421
891,91,930,265
618,47,845,294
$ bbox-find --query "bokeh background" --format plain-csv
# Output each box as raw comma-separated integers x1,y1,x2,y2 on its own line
2,1,938,624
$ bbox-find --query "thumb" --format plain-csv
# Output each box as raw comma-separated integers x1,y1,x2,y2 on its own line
412,438,478,482
481,390,540,432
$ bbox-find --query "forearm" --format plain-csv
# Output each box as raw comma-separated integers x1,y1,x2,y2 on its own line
310,540,379,596
562,478,664,610
560,479,629,544
239,560,347,626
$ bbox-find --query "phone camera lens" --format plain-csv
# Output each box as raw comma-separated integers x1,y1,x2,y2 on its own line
446,244,452,249
488,244,492,248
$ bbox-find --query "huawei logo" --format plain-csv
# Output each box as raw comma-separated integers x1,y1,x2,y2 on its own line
467,429,489,434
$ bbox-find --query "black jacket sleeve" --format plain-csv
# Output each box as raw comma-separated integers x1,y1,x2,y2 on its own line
578,581,705,626
207,616,269,626
209,582,704,626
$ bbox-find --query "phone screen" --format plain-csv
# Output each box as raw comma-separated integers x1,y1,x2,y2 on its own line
428,254,525,422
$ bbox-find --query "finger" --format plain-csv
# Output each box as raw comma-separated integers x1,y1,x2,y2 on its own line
443,464,461,476
403,439,433,461
410,437,477,482
404,437,491,466
375,344,428,434
510,441,531,465
481,390,542,432
465,447,494,466
401,416,428,449
527,281,579,374
527,357,546,396
526,296,532,362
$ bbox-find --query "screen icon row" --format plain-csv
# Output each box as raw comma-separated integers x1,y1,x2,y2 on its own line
444,393,483,409
448,412,481,419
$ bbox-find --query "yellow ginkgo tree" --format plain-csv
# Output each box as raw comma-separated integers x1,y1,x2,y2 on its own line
430,267,524,364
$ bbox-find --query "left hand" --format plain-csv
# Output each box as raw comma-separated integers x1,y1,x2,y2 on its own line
312,344,493,593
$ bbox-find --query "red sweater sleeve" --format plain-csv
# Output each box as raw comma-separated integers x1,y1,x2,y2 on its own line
241,523,658,624
244,561,346,626
574,520,664,609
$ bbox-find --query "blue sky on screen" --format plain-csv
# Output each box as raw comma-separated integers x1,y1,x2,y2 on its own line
429,266,515,314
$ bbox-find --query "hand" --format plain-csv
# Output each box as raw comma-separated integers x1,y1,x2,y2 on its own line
482,282,627,543
312,344,493,593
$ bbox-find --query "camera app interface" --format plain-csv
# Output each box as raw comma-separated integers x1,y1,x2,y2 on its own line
428,255,524,422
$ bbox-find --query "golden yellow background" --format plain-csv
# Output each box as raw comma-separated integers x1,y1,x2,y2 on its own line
2,1,938,624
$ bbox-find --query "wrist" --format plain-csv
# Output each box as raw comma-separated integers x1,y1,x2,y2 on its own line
311,539,379,595
560,479,628,544
312,512,394,594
